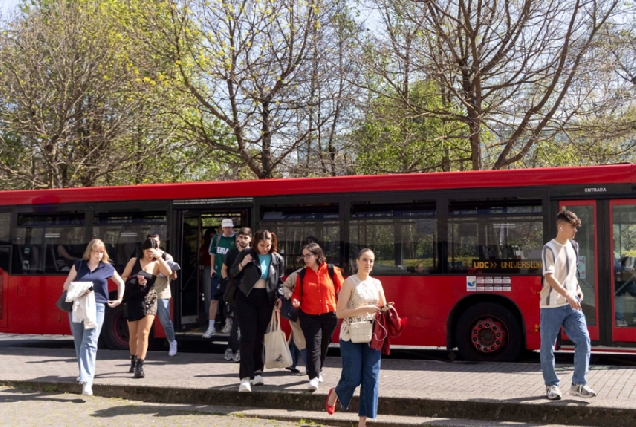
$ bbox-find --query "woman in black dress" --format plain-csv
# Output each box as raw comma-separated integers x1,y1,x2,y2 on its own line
122,238,171,378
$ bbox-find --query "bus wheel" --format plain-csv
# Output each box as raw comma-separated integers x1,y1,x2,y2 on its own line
102,303,129,350
455,302,522,362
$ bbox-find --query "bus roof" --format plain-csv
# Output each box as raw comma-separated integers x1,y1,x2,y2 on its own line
1,164,633,206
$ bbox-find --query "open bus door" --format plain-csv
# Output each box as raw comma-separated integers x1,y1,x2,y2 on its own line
174,209,250,336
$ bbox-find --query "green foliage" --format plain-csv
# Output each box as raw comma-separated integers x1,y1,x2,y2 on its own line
352,80,470,174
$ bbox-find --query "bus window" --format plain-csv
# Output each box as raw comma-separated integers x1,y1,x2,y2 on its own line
349,203,437,275
448,200,543,274
14,213,85,274
260,204,340,274
0,213,10,271
93,212,167,272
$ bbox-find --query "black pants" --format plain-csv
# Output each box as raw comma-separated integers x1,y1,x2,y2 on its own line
235,288,273,379
299,311,338,380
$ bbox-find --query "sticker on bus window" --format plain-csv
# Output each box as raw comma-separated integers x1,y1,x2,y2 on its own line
467,276,476,291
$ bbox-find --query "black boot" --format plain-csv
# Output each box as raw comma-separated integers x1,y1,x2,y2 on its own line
129,355,137,373
134,359,145,378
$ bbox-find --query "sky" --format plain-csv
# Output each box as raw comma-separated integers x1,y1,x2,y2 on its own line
1,0,20,18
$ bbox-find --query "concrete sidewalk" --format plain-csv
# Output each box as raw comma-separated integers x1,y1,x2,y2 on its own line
1,345,635,426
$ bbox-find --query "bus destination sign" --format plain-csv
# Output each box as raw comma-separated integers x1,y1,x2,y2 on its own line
471,259,542,274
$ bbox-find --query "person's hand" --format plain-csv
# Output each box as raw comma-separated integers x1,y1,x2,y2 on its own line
363,304,380,314
63,282,70,291
108,299,122,308
211,268,216,277
275,299,282,309
291,298,300,308
149,248,163,260
242,254,253,266
81,288,93,297
566,292,581,310
137,275,147,286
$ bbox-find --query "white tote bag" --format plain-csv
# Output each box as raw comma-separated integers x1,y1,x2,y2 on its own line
264,308,293,369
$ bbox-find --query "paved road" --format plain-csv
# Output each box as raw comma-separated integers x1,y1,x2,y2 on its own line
0,386,321,427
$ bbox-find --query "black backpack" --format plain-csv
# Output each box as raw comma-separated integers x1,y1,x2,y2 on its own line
280,264,336,322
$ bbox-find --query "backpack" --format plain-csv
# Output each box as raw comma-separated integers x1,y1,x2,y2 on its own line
280,264,336,322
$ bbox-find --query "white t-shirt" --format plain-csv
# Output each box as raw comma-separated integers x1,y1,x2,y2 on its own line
540,239,578,308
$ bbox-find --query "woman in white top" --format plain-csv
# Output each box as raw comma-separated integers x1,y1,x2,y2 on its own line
326,248,386,427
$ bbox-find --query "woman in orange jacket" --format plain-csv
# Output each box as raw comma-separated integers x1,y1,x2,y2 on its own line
291,242,344,391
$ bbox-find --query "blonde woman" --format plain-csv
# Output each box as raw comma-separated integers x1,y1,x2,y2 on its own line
62,239,125,396
122,237,171,378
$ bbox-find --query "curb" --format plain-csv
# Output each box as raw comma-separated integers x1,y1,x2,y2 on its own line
3,379,636,427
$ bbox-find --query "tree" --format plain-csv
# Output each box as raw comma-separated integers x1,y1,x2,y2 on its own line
133,0,358,179
352,80,470,174
359,0,620,170
0,0,226,189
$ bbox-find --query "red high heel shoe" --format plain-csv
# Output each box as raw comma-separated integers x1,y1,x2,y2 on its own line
326,387,337,415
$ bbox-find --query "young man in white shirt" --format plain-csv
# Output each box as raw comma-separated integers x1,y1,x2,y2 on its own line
540,210,596,400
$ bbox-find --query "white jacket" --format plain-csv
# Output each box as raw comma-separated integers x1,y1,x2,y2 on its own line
66,281,98,329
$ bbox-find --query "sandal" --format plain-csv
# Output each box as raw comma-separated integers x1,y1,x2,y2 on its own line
326,387,337,415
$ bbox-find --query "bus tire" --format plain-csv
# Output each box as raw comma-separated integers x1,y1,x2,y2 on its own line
455,301,522,362
102,303,129,350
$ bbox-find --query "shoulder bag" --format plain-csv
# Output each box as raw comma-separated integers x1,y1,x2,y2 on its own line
264,309,293,369
349,320,373,343
56,290,73,312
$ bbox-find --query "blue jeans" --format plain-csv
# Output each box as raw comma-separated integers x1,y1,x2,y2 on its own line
69,303,105,384
335,339,382,419
157,298,176,343
540,303,590,386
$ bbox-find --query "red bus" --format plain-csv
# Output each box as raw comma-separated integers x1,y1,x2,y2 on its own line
1,164,635,361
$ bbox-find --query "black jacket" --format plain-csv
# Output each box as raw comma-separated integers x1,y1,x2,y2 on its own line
230,248,284,304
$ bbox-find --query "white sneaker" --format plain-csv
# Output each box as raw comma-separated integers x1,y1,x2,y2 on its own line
82,382,93,396
308,377,319,391
224,349,233,361
546,385,562,400
221,319,232,334
252,375,264,386
238,378,251,392
570,384,597,398
168,340,177,357
232,350,240,362
318,374,323,383
202,327,216,338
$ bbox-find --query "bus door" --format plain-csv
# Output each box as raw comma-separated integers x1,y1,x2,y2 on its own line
609,200,636,343
0,245,9,328
558,201,599,341
175,209,249,333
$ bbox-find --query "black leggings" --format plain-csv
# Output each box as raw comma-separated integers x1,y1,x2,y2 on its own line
235,288,274,379
299,311,338,380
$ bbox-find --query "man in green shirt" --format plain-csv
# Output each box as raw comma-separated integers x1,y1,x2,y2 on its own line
203,218,237,338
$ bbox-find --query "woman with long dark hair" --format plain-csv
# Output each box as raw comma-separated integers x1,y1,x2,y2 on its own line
326,248,386,427
231,230,284,392
121,237,172,378
291,242,344,391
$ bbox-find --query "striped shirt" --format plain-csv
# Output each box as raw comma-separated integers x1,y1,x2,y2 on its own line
540,239,578,308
